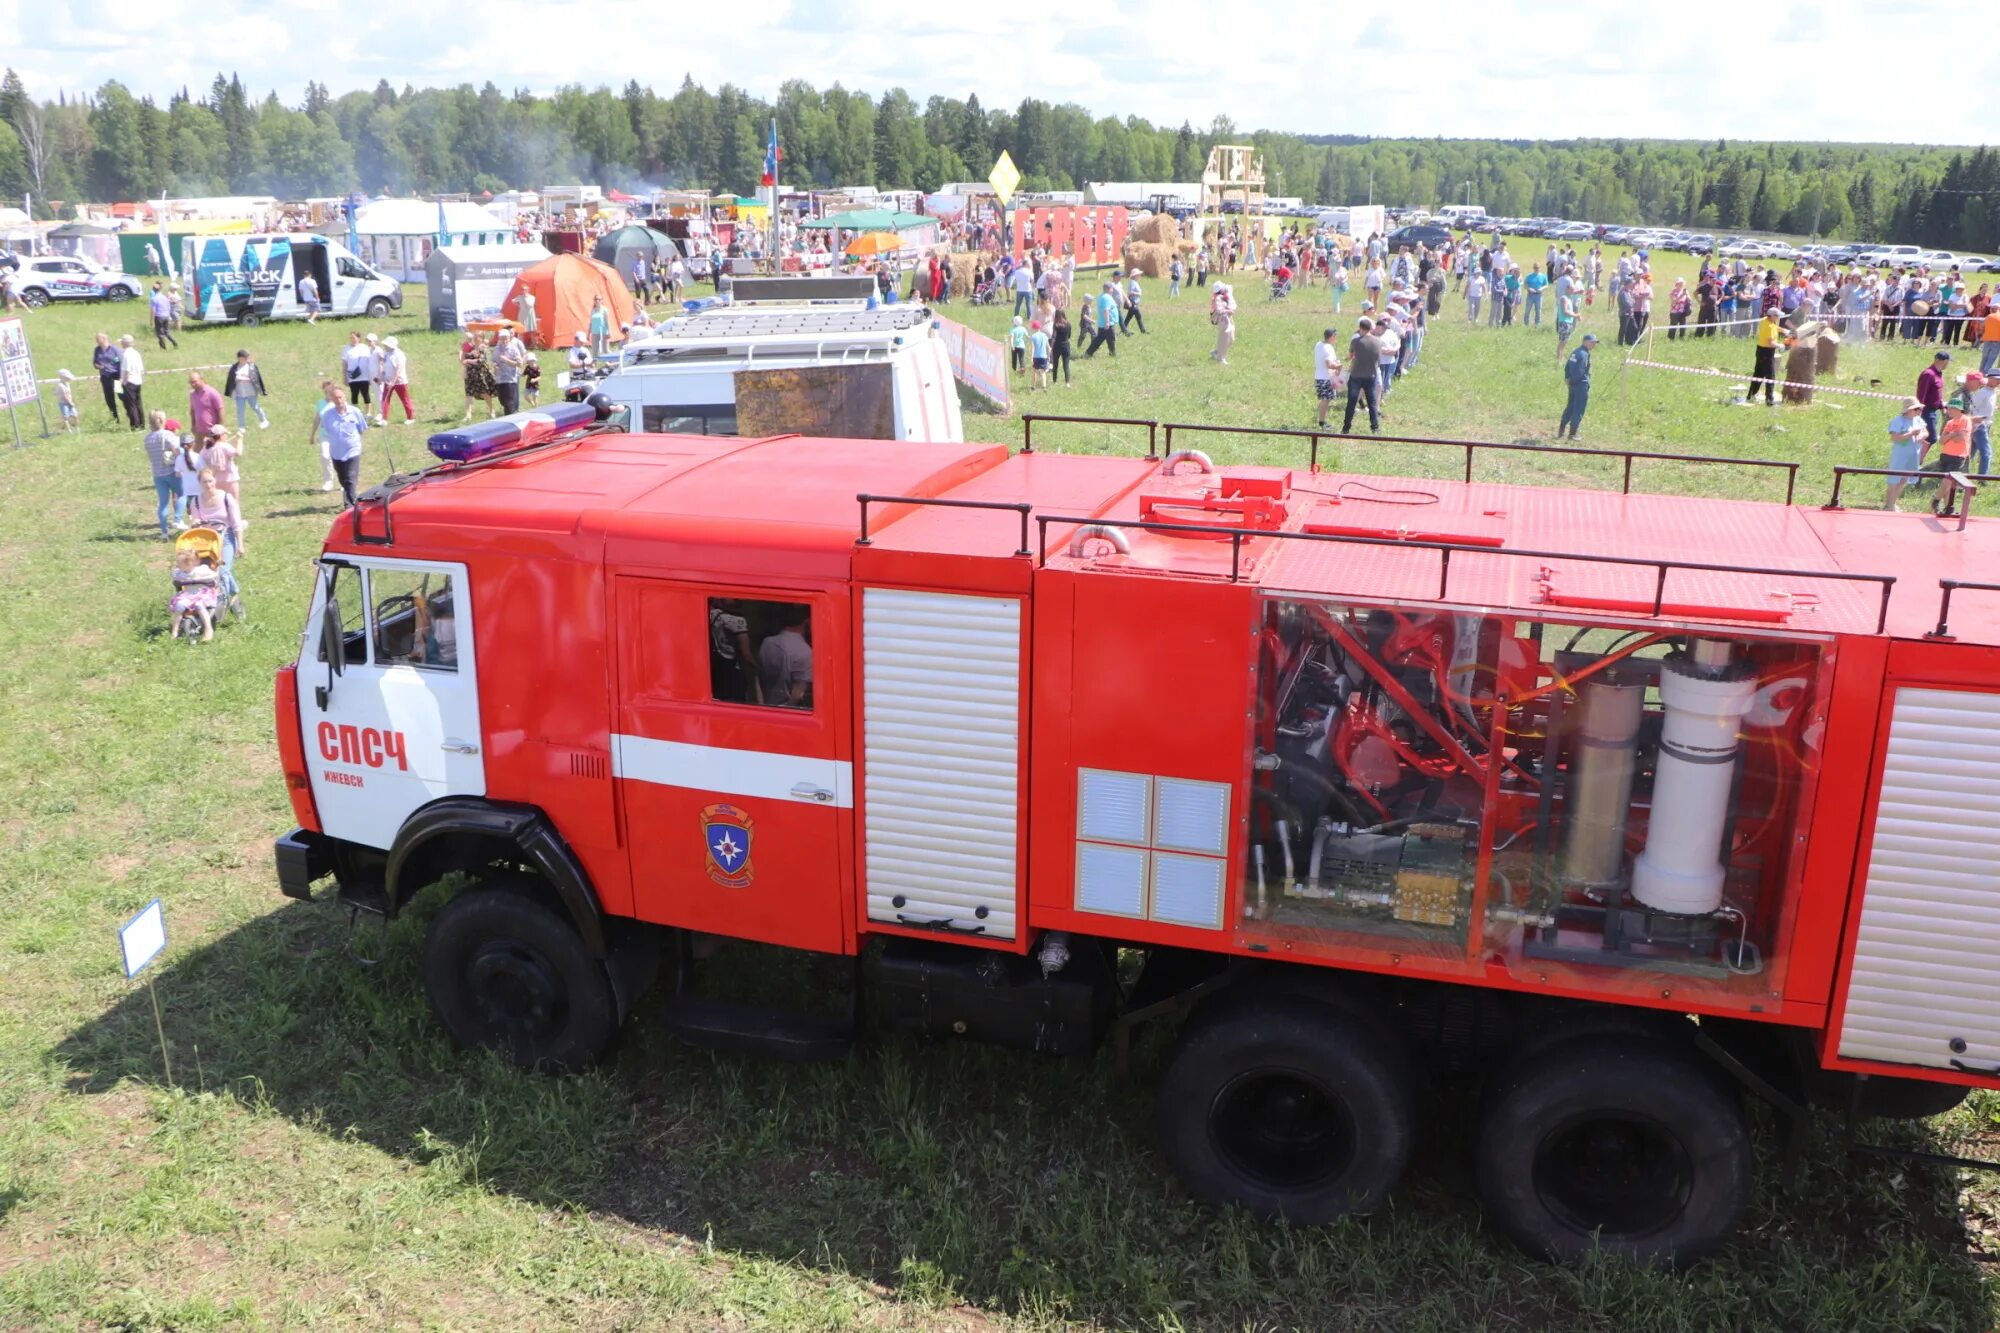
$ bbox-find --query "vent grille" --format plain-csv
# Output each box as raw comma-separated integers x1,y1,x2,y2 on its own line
1072,770,1232,930
1839,687,2000,1070
861,589,1022,939
568,750,608,780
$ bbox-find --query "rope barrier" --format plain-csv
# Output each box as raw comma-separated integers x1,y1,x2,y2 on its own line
1618,357,1913,403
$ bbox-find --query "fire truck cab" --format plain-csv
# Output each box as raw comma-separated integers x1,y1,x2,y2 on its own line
275,409,2000,1265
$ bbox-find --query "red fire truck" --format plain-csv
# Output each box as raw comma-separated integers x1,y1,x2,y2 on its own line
275,402,2000,1264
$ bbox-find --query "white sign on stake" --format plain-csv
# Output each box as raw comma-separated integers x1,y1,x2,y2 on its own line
119,899,168,978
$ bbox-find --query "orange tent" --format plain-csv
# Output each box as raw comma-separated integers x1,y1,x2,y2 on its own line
502,253,638,350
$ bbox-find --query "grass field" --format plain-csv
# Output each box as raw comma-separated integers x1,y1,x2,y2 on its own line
3,247,1999,1332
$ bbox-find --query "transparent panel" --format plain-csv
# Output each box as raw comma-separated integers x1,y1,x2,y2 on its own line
1239,595,1826,1012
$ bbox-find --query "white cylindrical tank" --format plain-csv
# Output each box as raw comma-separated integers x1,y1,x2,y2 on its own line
1631,648,1757,916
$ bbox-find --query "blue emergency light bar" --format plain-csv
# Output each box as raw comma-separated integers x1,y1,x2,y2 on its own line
427,402,600,463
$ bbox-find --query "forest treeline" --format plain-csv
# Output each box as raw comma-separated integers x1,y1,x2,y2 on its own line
1,70,1997,249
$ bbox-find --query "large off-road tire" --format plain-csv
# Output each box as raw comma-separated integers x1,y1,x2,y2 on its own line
1156,994,1415,1222
1474,1035,1752,1265
423,880,618,1073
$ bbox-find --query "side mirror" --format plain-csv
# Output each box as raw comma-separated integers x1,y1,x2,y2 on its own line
321,597,346,678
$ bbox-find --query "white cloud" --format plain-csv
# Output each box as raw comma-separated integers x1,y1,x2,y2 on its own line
0,0,1993,146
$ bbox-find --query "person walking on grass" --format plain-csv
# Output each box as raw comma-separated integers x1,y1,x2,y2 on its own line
304,379,339,493
1086,285,1120,358
344,333,373,410
1883,397,1929,510
323,386,371,507
1313,327,1344,429
224,349,271,430
1209,281,1236,364
492,329,525,415
1341,317,1382,435
92,332,122,424
143,409,180,536
1122,271,1147,334
1748,308,1784,406
1557,333,1597,440
588,296,612,360
1917,351,1950,448
378,337,415,424
149,282,178,349
1049,309,1073,387
188,371,225,441
118,334,146,428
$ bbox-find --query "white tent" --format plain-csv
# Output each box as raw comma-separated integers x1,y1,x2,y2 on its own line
353,199,511,282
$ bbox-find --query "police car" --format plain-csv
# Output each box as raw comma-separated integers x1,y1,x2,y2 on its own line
12,256,144,307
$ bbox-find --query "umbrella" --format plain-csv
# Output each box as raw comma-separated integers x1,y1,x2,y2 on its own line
844,231,902,257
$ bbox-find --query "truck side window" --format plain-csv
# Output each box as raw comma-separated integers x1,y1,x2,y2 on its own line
708,597,811,710
643,405,738,436
316,564,368,666
371,569,458,670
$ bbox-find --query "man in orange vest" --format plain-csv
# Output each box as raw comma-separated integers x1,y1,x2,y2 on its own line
1980,303,2000,378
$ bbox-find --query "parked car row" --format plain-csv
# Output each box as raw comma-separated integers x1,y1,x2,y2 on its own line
1438,213,1999,273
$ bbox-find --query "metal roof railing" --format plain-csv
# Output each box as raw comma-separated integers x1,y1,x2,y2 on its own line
1031,512,1897,633
1015,413,1800,503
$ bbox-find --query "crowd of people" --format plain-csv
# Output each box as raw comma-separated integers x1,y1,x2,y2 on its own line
33,203,1995,645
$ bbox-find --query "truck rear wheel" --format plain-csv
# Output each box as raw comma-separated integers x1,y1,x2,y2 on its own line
1474,1035,1751,1265
1156,995,1414,1222
423,880,618,1073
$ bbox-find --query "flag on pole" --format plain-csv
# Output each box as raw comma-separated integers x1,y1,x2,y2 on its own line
436,198,450,249
760,119,783,188
157,192,177,281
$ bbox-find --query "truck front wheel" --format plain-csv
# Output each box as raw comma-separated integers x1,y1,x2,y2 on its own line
366,298,391,318
423,880,618,1073
1474,1035,1751,1265
1156,995,1414,1222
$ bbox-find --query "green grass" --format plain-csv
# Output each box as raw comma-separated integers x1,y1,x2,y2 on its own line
2,255,1997,1331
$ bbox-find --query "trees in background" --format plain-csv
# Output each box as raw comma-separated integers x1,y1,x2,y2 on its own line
0,68,1995,250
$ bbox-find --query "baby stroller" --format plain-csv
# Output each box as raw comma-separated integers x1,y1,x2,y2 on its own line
170,526,244,641
1268,267,1294,301
970,275,1001,306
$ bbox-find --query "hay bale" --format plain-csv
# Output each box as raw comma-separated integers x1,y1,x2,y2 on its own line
946,252,982,298
1124,241,1175,278
1130,213,1182,247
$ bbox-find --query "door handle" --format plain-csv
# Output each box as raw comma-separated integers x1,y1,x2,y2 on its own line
789,783,834,803
441,740,480,755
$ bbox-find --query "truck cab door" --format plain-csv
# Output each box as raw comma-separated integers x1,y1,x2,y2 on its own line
301,559,485,849
612,578,853,953
332,253,369,314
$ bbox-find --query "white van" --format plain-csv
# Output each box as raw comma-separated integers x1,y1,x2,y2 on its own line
1437,204,1489,227
583,299,963,443
182,233,403,326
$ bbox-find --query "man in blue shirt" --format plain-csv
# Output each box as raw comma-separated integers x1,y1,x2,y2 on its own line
1523,268,1548,326
321,385,370,507
1558,333,1597,440
1086,283,1119,358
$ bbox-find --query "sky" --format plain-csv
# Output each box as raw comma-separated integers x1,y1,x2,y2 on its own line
3,0,1994,148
